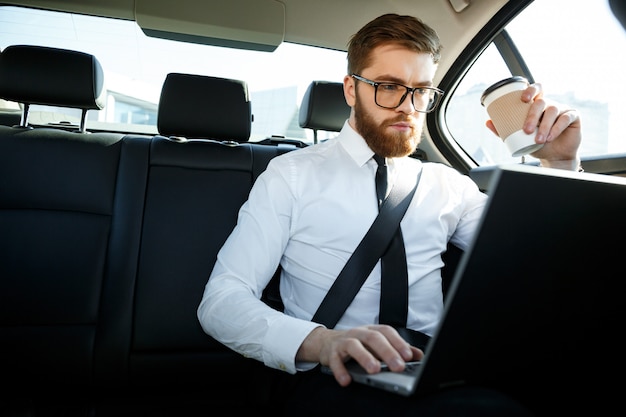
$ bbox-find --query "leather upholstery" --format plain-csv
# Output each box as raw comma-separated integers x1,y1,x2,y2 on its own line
0,49,354,414
0,44,106,109
298,80,350,132
157,72,252,142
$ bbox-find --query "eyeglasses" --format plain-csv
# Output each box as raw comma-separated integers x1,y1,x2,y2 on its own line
351,74,444,113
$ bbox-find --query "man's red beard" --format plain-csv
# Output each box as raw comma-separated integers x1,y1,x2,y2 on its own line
354,97,422,158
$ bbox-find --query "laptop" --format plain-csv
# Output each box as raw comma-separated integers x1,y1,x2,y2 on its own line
323,164,626,398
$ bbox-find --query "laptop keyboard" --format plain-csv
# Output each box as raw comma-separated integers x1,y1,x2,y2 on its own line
380,360,421,374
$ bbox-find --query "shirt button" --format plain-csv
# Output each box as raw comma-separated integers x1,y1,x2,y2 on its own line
279,363,287,370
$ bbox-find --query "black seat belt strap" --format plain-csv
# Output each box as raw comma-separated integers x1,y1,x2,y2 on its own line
311,167,421,328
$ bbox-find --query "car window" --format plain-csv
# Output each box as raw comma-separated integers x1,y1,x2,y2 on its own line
446,0,626,166
3,2,624,165
0,5,347,143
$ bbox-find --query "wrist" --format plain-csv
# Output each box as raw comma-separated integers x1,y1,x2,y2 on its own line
296,325,328,363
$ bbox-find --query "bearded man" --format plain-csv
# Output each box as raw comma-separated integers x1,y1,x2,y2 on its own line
198,13,581,417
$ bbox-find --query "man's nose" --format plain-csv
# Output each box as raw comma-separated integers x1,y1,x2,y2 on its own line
396,91,416,114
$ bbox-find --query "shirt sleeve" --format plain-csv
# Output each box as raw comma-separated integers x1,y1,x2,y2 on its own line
447,169,488,250
196,158,321,374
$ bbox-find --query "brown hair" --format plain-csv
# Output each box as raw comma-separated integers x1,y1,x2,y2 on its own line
347,13,442,75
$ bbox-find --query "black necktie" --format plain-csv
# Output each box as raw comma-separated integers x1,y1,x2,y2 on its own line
373,155,409,327
373,154,389,208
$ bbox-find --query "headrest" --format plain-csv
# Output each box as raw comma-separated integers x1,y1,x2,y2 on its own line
0,45,106,110
299,81,350,132
157,73,252,142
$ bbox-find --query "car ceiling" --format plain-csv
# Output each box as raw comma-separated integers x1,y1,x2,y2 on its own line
2,0,510,85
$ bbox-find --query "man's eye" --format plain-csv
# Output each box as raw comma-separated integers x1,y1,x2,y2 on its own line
379,84,400,92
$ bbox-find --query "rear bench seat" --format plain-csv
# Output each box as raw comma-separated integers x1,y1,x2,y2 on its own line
0,47,303,414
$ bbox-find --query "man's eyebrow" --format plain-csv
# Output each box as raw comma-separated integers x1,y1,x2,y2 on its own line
374,74,434,87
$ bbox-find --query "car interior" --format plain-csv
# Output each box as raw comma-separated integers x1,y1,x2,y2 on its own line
1,0,625,415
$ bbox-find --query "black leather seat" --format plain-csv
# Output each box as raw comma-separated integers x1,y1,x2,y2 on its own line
127,73,287,407
0,45,129,394
0,58,290,414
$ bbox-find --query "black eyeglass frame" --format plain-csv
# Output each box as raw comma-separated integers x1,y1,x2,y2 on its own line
351,73,444,113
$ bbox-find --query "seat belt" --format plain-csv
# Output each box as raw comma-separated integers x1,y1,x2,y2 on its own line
311,166,421,329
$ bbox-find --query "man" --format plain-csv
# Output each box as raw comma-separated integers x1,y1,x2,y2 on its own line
198,13,581,416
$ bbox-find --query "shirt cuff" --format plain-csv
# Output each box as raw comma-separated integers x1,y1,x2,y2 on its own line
262,316,323,374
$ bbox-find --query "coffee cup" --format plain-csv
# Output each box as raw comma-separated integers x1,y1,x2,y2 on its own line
480,76,543,157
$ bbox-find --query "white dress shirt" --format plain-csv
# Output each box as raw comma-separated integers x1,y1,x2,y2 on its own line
197,121,487,374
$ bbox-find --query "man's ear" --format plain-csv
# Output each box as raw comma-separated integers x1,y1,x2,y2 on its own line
343,75,356,107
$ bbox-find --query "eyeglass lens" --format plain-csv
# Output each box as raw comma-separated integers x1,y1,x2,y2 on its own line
376,84,439,111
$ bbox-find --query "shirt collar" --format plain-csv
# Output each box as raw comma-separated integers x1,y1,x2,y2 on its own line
336,120,378,168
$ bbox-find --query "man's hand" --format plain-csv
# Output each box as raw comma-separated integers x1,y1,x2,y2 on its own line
486,82,582,170
297,325,424,386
